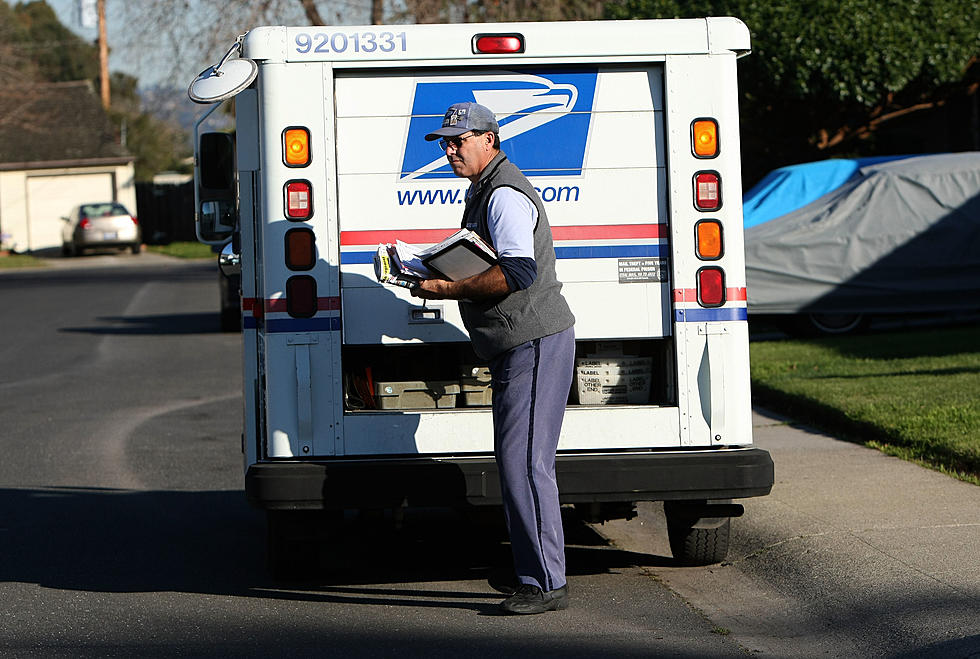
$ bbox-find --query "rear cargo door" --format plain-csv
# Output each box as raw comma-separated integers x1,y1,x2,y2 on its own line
335,65,670,345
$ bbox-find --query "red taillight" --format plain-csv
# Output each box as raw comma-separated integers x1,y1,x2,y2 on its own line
80,218,92,230
473,34,524,54
697,267,726,307
286,275,317,318
130,215,139,226
694,171,721,211
285,228,316,270
284,180,312,220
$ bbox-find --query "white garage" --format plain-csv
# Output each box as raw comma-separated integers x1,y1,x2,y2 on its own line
0,81,136,253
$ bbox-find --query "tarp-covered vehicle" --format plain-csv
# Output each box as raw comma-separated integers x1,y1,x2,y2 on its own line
743,153,980,334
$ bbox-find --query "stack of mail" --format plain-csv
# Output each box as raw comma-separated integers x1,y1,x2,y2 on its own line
374,230,497,288
373,240,433,289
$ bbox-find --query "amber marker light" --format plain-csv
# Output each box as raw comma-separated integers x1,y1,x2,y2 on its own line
696,219,723,260
692,119,719,158
283,127,310,167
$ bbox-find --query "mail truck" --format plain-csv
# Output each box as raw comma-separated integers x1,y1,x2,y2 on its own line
190,18,773,575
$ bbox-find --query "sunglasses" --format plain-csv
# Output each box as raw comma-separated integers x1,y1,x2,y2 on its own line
438,133,478,151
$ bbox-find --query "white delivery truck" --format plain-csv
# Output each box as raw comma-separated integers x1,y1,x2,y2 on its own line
190,18,773,574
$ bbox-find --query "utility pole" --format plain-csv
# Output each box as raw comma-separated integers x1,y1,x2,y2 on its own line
98,0,109,109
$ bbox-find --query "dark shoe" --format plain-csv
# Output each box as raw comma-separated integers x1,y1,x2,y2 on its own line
487,568,519,595
499,584,569,615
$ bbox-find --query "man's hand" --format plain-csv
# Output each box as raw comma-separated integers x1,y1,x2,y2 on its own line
411,265,510,301
413,278,452,300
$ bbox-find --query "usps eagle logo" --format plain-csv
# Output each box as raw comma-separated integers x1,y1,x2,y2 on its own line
400,70,598,180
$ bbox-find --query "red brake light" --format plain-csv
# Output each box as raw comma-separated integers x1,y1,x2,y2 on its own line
80,219,92,230
286,275,317,318
285,181,312,220
694,171,721,211
697,267,726,307
130,215,139,226
473,34,524,54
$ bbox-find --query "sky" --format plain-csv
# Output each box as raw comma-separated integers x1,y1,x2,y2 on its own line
48,0,151,84
46,0,376,91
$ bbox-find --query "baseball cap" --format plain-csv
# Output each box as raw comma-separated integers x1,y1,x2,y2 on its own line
424,102,500,141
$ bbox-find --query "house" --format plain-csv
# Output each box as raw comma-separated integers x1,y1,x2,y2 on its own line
0,80,137,253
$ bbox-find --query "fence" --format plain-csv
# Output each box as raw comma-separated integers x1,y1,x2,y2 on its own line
134,181,197,245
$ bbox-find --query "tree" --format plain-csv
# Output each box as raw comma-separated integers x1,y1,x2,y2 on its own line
1,0,191,180
605,0,980,184
10,0,99,82
108,72,193,181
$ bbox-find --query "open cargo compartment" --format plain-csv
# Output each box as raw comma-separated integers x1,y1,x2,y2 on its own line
341,338,676,414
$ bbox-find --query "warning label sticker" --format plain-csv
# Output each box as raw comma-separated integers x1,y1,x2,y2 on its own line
618,258,667,283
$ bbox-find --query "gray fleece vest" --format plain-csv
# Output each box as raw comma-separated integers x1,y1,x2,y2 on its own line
459,152,575,360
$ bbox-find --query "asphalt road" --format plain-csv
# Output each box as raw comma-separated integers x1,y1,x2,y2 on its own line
4,253,977,658
0,255,745,658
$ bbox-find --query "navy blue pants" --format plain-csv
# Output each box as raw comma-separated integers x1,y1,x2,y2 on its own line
489,325,575,592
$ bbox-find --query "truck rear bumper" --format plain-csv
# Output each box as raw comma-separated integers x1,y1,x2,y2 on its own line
245,448,774,510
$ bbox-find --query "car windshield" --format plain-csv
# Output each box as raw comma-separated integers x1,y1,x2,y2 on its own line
80,203,129,219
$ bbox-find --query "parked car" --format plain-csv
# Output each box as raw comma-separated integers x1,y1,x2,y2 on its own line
61,202,141,256
743,153,980,334
218,241,242,332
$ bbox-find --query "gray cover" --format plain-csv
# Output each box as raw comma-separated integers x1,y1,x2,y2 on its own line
744,153,980,314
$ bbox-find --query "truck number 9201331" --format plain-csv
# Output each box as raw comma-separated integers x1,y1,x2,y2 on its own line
294,31,408,55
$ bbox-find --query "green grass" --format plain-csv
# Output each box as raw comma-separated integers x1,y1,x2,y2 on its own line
0,253,45,269
750,326,980,484
146,242,215,259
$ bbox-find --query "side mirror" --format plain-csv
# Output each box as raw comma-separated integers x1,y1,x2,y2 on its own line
196,132,236,244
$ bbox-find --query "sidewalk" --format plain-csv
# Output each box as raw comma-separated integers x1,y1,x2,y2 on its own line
597,408,980,657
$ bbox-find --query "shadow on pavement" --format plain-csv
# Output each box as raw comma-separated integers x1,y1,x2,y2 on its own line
0,487,670,606
60,313,225,335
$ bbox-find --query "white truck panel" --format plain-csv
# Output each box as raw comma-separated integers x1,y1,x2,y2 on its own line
343,405,682,455
241,20,751,64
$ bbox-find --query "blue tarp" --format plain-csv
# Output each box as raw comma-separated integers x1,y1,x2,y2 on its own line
742,155,918,228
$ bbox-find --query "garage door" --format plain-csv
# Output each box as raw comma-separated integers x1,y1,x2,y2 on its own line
26,173,115,251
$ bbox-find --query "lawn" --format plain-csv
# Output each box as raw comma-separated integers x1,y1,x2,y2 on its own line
750,325,980,484
146,242,216,259
0,253,44,268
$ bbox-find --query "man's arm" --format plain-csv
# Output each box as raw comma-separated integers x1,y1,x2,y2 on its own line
413,265,509,300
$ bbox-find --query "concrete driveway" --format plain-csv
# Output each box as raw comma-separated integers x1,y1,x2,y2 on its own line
598,409,980,657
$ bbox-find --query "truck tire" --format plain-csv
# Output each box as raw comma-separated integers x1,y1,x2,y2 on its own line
267,510,337,581
664,502,731,566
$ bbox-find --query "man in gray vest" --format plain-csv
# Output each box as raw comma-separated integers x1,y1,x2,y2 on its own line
415,102,576,615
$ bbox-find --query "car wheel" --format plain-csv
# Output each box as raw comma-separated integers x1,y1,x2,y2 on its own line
130,243,141,255
805,313,869,335
61,243,71,257
220,307,240,332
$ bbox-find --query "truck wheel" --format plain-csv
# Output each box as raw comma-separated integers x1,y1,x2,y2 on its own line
664,502,731,566
267,510,338,581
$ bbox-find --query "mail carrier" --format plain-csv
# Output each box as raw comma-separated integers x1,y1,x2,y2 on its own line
190,18,773,571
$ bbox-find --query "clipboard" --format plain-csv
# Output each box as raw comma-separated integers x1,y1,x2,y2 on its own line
421,239,497,281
